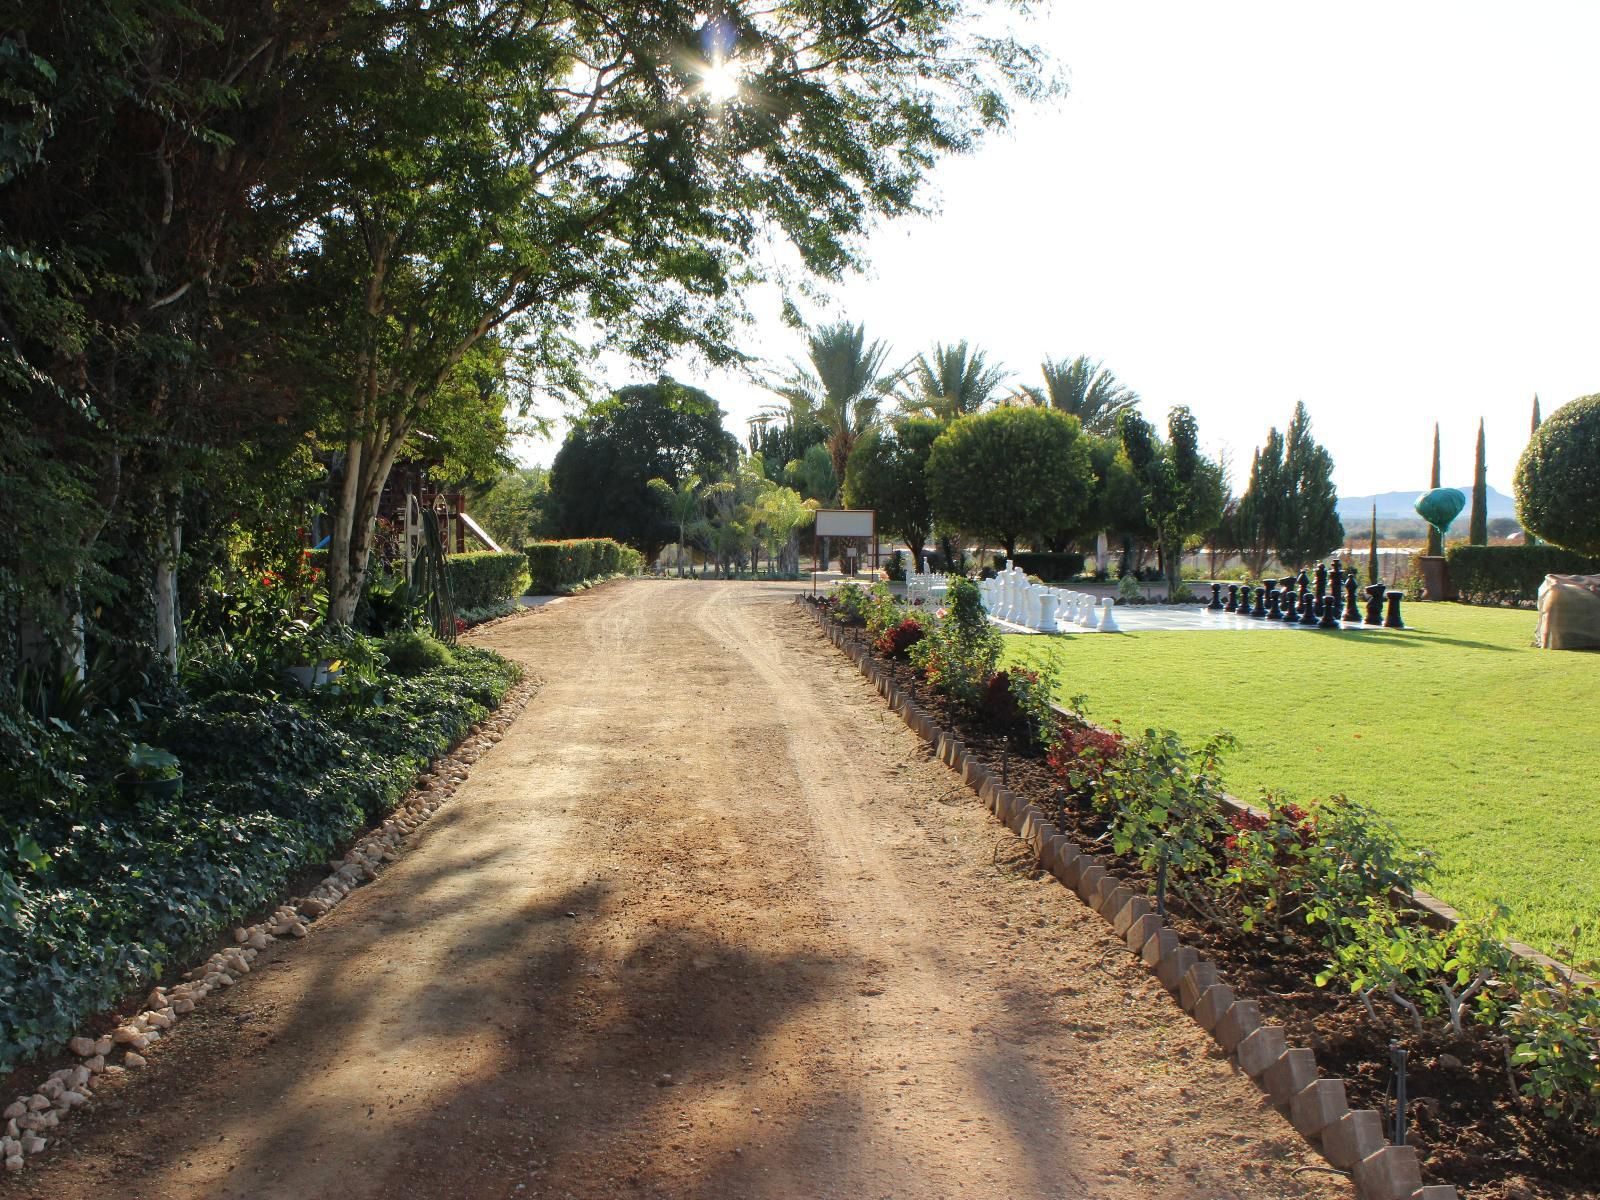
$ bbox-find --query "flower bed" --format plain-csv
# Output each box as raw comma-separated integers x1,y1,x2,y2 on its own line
811,582,1599,1200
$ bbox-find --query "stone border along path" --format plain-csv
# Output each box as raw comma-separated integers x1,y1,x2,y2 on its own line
0,673,540,1176
803,601,1460,1200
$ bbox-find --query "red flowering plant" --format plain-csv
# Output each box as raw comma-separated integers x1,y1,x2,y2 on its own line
1215,792,1429,941
1046,719,1126,801
875,615,926,659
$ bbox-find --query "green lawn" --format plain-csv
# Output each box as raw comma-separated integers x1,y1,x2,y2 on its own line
1004,604,1600,966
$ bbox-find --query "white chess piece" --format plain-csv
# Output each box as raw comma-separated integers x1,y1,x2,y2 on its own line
1035,590,1059,633
1098,598,1119,632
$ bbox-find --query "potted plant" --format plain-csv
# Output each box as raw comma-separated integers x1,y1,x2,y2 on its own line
124,742,183,801
281,627,344,690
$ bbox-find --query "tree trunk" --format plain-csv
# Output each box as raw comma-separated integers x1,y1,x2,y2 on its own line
153,495,182,670
327,412,410,626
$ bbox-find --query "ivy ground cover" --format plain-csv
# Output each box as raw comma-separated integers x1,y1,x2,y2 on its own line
1005,603,1599,967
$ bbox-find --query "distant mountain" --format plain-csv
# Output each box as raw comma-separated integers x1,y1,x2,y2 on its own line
1337,487,1517,522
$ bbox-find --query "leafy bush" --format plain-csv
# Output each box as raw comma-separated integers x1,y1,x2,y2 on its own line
1094,726,1234,885
829,583,873,626
1117,572,1142,603
1012,551,1086,580
445,551,529,610
525,538,637,593
874,616,926,659
0,644,518,1072
1046,719,1125,799
885,550,907,582
1515,393,1600,555
1219,792,1429,944
1505,972,1600,1127
1446,544,1600,607
980,664,1062,752
907,576,1000,708
382,630,455,676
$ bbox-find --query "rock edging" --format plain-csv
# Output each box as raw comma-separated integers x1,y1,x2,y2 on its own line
0,675,539,1175
802,601,1456,1200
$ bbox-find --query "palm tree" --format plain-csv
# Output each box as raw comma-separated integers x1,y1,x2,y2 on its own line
896,341,1009,421
647,473,726,576
765,321,901,489
1011,355,1140,436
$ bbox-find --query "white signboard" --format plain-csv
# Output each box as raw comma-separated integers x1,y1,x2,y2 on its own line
814,508,875,538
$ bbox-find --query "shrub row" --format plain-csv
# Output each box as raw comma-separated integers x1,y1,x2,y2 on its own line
445,550,530,610
1446,544,1599,607
525,538,641,594
0,647,519,1071
1009,551,1087,580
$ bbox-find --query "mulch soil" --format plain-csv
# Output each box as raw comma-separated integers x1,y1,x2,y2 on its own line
818,607,1600,1200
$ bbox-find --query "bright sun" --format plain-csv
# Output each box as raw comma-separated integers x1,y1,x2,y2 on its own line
698,57,742,104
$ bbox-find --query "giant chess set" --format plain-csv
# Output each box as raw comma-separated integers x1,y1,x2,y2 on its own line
904,558,1406,635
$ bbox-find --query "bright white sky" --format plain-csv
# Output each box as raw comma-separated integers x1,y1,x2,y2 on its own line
519,1,1600,499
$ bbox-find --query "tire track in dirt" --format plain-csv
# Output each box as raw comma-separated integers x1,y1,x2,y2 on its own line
6,580,1348,1200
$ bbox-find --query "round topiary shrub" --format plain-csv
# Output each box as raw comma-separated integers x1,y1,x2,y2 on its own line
382,630,455,676
1515,393,1600,555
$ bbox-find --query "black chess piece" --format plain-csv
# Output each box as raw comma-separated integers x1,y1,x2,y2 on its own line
1251,585,1267,618
1364,582,1386,626
1297,569,1311,595
1315,561,1328,599
1343,575,1361,623
1225,583,1239,613
1318,592,1340,628
1331,559,1345,599
1298,592,1319,626
1266,585,1283,620
1384,590,1405,629
1208,581,1224,611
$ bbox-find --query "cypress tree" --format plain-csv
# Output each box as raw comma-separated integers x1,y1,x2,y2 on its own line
1276,401,1344,570
1469,418,1488,545
1368,503,1379,584
1426,423,1442,556
1527,396,1542,545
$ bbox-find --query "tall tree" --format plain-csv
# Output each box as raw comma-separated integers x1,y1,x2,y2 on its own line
1118,407,1223,593
648,473,722,577
927,408,1094,558
548,380,736,558
1469,418,1488,545
1427,423,1443,556
1276,401,1345,571
1,0,345,664
1368,503,1380,584
296,4,1053,623
843,417,943,565
766,322,901,490
1531,394,1542,437
1235,431,1286,577
1014,356,1140,436
896,341,1009,421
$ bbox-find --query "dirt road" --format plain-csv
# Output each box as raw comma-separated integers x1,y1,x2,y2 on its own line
11,581,1348,1200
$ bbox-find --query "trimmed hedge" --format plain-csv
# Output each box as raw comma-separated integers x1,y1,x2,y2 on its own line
445,550,529,610
1447,544,1600,607
526,538,641,593
1011,551,1087,580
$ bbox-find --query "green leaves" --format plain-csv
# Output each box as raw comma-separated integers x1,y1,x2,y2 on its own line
927,406,1095,555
